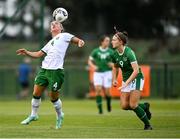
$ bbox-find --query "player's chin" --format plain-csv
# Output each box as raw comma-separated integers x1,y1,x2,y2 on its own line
112,45,116,49
51,28,58,32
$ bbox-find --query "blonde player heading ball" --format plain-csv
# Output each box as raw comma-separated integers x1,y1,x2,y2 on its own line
16,8,85,129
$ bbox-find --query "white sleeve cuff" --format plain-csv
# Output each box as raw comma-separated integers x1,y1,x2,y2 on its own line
131,61,137,64
89,56,94,60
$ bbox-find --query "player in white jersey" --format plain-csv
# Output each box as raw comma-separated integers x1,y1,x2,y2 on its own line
16,21,85,129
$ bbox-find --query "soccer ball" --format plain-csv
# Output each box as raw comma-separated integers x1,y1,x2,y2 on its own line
53,8,68,23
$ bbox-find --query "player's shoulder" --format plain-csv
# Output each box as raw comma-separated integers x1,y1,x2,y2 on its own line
125,46,136,57
125,46,134,53
92,47,100,52
60,32,74,37
108,48,115,53
92,47,101,55
90,47,99,57
58,32,75,42
125,45,132,51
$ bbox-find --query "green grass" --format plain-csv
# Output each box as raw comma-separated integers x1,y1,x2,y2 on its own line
0,99,180,138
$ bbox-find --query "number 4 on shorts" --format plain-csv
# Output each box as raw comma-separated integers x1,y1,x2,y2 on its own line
53,82,58,91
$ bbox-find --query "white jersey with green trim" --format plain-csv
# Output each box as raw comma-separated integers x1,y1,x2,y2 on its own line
41,32,74,70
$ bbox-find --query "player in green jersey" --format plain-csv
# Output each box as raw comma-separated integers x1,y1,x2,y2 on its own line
111,30,152,130
88,35,114,114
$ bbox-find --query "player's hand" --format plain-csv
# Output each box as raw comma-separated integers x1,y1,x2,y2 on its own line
16,48,28,55
113,79,118,87
108,62,114,68
118,82,128,90
78,39,85,47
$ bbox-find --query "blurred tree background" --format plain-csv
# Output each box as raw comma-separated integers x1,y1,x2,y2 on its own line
0,0,180,58
47,0,180,38
0,0,180,38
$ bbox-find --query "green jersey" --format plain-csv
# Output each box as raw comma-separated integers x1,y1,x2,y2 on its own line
112,46,143,81
90,47,114,72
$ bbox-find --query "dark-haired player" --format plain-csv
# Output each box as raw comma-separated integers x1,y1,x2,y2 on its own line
111,30,152,130
88,35,114,114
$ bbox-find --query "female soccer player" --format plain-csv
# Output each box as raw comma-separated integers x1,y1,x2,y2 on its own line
88,35,114,114
111,30,152,130
16,21,85,129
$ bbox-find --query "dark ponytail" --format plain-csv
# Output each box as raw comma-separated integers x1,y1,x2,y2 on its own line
122,31,128,37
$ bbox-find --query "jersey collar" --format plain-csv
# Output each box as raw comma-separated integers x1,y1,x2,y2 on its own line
99,46,108,52
117,46,126,56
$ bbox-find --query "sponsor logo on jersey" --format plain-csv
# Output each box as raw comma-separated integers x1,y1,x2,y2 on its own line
98,52,110,59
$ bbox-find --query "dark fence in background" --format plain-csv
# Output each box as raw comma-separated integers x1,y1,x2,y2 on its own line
0,61,180,99
146,61,180,99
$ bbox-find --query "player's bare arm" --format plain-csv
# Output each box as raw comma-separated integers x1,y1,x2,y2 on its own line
71,37,85,47
126,62,139,84
112,65,119,87
88,58,98,71
107,62,114,68
16,48,44,58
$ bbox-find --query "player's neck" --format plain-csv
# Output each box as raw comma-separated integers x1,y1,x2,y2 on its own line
117,45,125,54
52,31,61,37
100,45,108,49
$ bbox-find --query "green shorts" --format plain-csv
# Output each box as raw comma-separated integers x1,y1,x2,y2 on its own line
34,68,64,92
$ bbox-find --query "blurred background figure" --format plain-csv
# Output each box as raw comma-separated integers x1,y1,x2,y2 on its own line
88,35,114,114
17,57,32,100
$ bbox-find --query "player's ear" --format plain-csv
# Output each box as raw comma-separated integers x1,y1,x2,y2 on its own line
49,22,52,33
60,23,64,32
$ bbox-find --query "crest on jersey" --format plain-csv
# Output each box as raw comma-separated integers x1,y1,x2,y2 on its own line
123,57,127,61
51,41,54,46
56,37,60,40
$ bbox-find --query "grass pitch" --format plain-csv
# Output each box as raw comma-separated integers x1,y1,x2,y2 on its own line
0,99,180,138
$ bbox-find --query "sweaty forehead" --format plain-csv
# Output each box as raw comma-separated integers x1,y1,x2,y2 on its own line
105,37,110,40
112,35,118,40
51,21,60,25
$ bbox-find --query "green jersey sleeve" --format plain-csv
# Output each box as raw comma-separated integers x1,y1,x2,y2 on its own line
127,49,137,63
111,52,116,63
89,49,97,60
